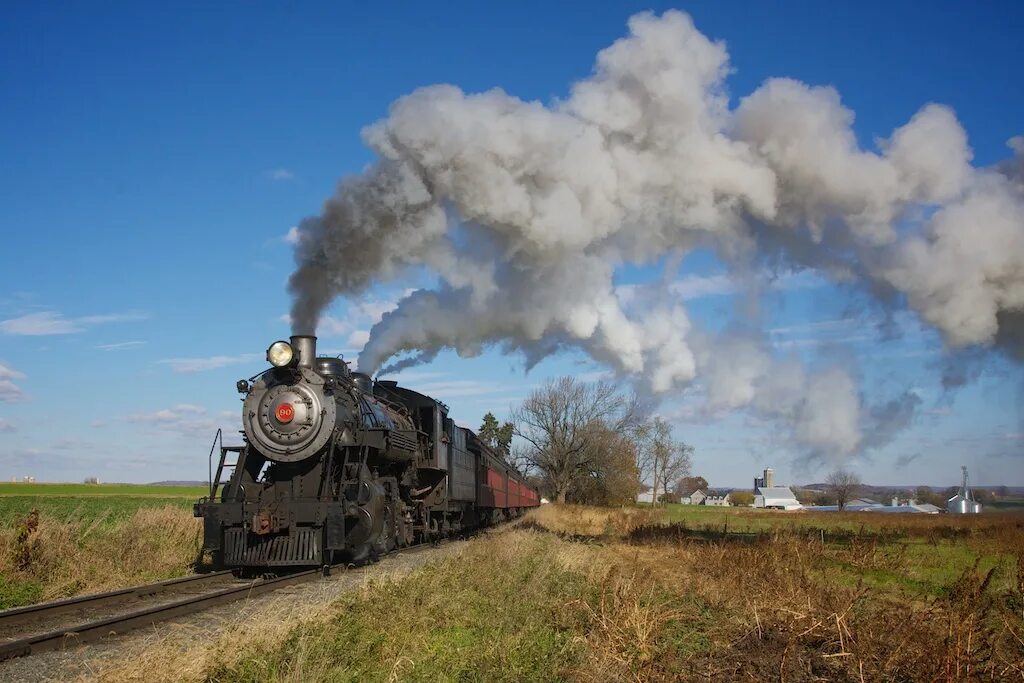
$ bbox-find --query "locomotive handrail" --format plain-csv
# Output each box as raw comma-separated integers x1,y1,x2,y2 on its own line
364,384,413,418
207,429,222,498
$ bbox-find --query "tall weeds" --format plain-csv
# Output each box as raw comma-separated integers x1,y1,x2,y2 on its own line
0,506,200,606
533,505,1024,682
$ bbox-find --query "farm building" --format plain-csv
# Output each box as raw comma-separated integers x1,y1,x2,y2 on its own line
754,487,802,510
805,498,942,514
752,467,802,510
704,491,731,506
635,490,656,504
679,489,706,505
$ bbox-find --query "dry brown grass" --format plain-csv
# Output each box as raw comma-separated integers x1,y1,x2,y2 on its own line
526,503,663,537
531,504,1024,682
13,504,1022,682
0,506,200,603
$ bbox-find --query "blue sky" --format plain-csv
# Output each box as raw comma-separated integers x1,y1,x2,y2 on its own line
1,2,1021,487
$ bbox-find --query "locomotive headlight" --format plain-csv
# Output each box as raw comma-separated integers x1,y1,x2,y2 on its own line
266,340,295,367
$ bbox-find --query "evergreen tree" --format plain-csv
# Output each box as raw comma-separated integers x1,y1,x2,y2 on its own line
478,412,514,453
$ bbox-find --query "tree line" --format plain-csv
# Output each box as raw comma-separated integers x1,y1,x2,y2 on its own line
478,376,694,505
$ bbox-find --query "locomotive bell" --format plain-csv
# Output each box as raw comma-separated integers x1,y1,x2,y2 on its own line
316,357,348,377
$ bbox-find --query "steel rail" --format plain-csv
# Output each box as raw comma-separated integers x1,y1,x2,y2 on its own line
0,538,445,663
0,569,318,662
0,570,235,631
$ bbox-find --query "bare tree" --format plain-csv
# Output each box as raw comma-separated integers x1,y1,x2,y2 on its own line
825,469,862,510
511,377,639,504
639,417,693,506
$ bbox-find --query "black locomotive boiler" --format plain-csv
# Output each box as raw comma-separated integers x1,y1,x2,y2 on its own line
194,335,539,570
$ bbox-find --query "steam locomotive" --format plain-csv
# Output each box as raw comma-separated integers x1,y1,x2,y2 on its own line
194,335,539,570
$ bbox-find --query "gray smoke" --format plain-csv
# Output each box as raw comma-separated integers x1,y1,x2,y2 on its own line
289,10,1023,460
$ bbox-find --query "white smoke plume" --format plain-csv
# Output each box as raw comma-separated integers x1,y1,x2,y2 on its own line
289,11,1023,460
690,330,920,461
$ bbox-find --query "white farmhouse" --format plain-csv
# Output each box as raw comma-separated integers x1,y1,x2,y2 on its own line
679,489,706,505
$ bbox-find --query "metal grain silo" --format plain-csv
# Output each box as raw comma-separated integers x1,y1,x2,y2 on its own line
947,465,982,514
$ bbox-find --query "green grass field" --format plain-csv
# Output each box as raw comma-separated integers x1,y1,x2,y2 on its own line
0,482,207,497
0,483,207,531
0,495,198,529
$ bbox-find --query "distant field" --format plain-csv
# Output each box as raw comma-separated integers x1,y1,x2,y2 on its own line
656,500,1024,532
0,495,198,530
0,482,207,497
0,484,206,532
988,498,1024,510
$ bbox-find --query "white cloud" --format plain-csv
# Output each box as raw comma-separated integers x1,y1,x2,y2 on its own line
159,353,261,373
0,363,25,381
0,418,15,433
316,316,349,337
267,168,296,181
51,437,95,451
76,312,149,325
128,404,214,431
347,329,370,347
668,273,738,300
572,369,616,383
0,311,79,335
0,311,148,336
284,226,300,244
616,270,825,305
128,404,241,440
772,333,874,350
372,369,532,417
769,318,858,335
767,312,929,350
96,341,146,351
769,317,870,349
357,302,394,324
0,362,26,403
410,379,525,398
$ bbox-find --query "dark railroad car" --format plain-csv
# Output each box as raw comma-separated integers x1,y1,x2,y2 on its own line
195,335,540,570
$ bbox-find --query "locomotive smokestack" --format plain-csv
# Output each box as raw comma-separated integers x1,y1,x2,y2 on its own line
291,335,316,368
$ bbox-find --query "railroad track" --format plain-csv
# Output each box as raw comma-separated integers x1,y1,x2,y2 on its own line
0,543,438,662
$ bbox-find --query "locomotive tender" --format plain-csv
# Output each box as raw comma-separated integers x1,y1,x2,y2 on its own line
194,335,539,570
